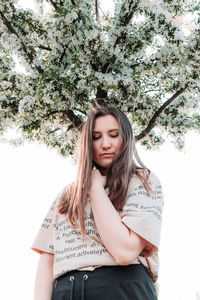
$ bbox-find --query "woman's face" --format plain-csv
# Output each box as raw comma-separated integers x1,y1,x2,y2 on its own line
92,114,123,168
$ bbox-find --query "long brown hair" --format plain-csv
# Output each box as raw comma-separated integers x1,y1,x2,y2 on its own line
58,104,151,238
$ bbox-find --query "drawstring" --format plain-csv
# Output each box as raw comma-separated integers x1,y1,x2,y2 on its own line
81,275,88,300
69,276,75,300
69,274,88,300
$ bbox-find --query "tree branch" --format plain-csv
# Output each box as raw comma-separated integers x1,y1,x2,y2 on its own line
38,45,52,51
130,57,161,69
114,0,139,47
95,0,100,22
45,107,83,129
48,0,58,10
17,12,47,37
63,108,83,129
75,108,87,116
102,1,140,74
49,124,74,134
144,89,160,94
135,86,187,141
0,10,43,74
59,47,67,63
48,0,65,9
96,87,107,99
49,127,61,134
56,90,83,129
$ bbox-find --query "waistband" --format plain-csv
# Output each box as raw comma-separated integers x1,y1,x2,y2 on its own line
56,264,148,287
54,264,149,300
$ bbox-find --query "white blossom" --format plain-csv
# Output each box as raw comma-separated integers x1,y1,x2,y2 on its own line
0,0,199,155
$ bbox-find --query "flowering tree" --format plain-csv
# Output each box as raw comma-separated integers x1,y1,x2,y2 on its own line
0,0,199,156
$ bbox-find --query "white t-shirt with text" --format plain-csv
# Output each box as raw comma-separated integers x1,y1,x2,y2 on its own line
32,172,163,286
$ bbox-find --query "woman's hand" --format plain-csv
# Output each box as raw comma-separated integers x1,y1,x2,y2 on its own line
89,170,146,266
89,169,106,196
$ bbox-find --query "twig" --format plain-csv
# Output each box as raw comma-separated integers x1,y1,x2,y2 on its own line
49,0,58,10
38,45,52,51
95,0,99,22
0,10,43,74
114,0,139,46
135,86,187,141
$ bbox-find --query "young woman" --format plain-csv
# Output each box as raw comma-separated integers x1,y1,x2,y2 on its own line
32,104,163,300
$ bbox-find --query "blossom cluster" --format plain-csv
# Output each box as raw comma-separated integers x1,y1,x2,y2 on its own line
0,0,199,155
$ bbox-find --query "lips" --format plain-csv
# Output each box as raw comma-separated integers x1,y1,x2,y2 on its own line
100,153,114,157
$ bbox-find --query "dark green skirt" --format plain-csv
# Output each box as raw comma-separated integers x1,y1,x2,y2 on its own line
52,264,158,300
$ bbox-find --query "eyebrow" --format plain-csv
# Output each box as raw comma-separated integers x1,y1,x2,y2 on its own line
92,129,119,134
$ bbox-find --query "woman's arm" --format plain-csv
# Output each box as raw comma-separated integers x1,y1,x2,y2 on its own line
89,170,146,265
34,252,55,300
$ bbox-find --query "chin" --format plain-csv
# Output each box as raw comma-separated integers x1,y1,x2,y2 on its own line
97,162,113,169
93,161,111,169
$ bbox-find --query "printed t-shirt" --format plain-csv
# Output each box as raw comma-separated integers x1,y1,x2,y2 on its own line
31,171,164,285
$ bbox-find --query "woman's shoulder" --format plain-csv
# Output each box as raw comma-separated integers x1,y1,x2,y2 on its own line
62,182,74,194
130,169,161,183
128,169,162,192
127,170,163,204
147,171,162,189
53,182,74,205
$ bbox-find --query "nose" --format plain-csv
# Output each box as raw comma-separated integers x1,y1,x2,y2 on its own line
101,135,111,149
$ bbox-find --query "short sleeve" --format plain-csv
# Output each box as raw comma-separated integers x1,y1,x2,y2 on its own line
31,186,66,255
121,172,164,257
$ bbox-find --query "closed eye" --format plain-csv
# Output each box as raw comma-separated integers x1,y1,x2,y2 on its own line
110,134,118,138
93,134,119,140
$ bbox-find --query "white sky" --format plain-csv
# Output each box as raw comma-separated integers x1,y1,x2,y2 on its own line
1,1,200,299
1,131,200,300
